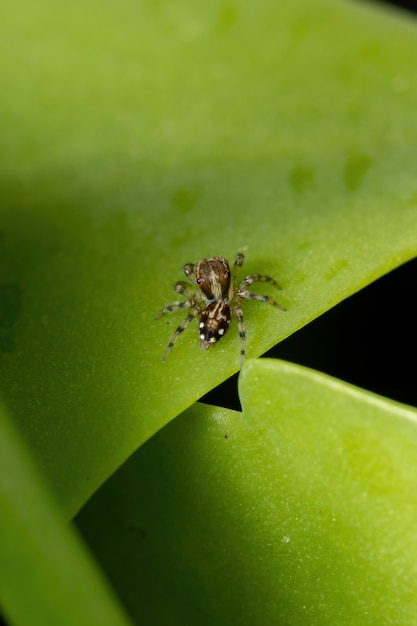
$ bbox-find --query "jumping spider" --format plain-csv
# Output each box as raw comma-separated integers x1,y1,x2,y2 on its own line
155,251,286,365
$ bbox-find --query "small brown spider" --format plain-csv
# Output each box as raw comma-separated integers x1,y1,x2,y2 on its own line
155,251,286,365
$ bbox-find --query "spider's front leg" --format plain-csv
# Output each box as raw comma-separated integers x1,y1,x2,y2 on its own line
174,280,196,298
232,251,245,278
183,263,197,283
238,274,286,311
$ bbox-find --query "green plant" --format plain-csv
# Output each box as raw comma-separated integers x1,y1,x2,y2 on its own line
1,0,417,624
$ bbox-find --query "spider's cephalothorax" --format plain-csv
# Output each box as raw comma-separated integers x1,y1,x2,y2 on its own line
155,251,286,365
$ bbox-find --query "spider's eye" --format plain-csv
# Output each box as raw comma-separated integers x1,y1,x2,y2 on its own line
197,278,204,285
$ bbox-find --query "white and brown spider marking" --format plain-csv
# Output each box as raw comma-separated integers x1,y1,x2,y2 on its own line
155,251,286,365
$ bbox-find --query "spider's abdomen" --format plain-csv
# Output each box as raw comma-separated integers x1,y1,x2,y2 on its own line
199,302,231,350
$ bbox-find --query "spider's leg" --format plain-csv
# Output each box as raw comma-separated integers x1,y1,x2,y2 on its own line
232,251,245,278
174,281,196,297
233,305,246,367
154,298,196,320
240,273,282,290
238,289,286,311
183,263,197,284
238,288,286,311
238,274,286,311
161,304,201,361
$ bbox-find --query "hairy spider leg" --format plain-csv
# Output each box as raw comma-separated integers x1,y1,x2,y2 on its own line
233,305,246,366
154,298,196,320
174,281,196,297
161,304,201,361
238,274,286,311
232,252,245,278
240,273,282,290
183,263,197,283
238,288,286,311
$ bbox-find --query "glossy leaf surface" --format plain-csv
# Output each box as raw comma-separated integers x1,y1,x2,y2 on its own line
77,359,417,625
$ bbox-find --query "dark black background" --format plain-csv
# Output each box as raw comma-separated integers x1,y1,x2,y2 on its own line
379,0,417,10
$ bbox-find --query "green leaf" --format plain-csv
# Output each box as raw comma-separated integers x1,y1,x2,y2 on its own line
1,0,417,517
0,401,132,626
77,359,417,625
